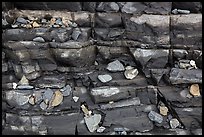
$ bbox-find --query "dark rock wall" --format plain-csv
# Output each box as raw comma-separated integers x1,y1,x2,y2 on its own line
2,2,202,135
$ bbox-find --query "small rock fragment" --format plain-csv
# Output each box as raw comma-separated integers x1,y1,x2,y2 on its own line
124,66,138,79
11,24,18,28
33,21,41,28
81,104,90,116
50,18,56,25
107,60,125,72
16,17,27,24
97,126,106,133
40,101,47,110
41,19,47,23
148,111,163,123
12,82,18,89
17,85,34,90
51,90,63,107
84,114,101,133
98,74,112,83
94,61,99,66
33,37,45,43
60,85,72,97
190,84,200,96
177,9,190,14
71,28,81,40
170,118,180,129
18,75,29,85
190,60,197,69
28,95,35,105
73,96,79,102
43,88,54,101
159,106,168,116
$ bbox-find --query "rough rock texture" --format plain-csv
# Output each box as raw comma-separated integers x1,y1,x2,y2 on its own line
2,2,202,135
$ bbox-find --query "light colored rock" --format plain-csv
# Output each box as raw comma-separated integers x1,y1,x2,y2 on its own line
18,75,29,85
17,85,34,90
51,90,63,107
60,85,72,97
84,114,101,133
124,66,138,79
28,96,35,105
190,84,200,96
33,21,41,28
40,101,47,110
33,37,45,43
17,17,27,24
98,74,112,83
159,106,168,116
190,60,197,69
97,126,106,133
148,111,163,123
12,82,18,89
73,96,79,102
177,9,190,14
170,118,180,129
107,60,125,72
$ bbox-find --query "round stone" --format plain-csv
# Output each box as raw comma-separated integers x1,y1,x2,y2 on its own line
107,60,125,72
33,37,45,43
190,84,200,96
124,67,138,80
51,90,63,107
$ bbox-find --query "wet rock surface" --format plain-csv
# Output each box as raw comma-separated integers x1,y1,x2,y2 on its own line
2,2,202,135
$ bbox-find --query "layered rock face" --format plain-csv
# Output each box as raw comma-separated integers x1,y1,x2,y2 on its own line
2,2,202,135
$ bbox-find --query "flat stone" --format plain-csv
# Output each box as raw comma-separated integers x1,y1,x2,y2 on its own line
43,88,54,101
124,66,138,80
107,60,125,72
190,84,200,96
33,37,45,43
51,90,63,107
170,118,180,129
96,126,106,133
60,85,72,97
148,111,163,123
98,74,112,83
169,68,202,84
16,17,27,24
84,114,101,133
40,101,47,110
17,85,34,90
96,2,119,12
130,48,169,69
90,86,129,103
100,97,140,110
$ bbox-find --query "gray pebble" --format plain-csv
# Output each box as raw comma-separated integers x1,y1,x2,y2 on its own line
41,19,47,23
56,18,63,25
170,118,180,129
98,74,112,83
71,29,81,40
40,101,47,110
43,88,54,101
33,37,45,43
107,60,125,72
60,85,72,97
17,85,34,90
148,110,163,123
17,17,27,24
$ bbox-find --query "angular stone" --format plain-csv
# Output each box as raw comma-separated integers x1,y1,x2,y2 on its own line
21,63,36,74
72,96,79,102
124,14,170,45
33,37,45,43
73,12,91,27
130,48,169,69
95,13,122,27
150,69,170,84
159,106,168,116
169,68,202,84
50,28,72,42
171,14,202,50
170,118,180,129
107,60,125,72
90,86,129,103
26,71,41,80
50,41,96,67
84,114,101,133
121,2,171,14
148,111,163,123
16,17,27,24
71,28,81,41
98,74,112,83
40,101,47,110
100,97,140,110
36,74,66,89
43,88,54,101
124,66,138,80
96,2,119,12
97,126,106,133
60,85,72,97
